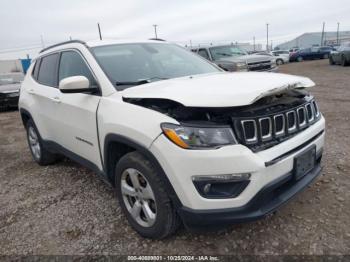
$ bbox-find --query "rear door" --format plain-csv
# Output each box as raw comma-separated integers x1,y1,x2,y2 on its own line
30,53,61,141
52,50,102,169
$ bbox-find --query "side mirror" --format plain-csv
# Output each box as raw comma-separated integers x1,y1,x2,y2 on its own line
59,76,97,94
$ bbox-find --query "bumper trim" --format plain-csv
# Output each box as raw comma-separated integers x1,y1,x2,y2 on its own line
178,161,322,230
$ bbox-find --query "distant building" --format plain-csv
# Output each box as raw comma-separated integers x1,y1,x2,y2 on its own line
0,59,31,74
276,31,350,50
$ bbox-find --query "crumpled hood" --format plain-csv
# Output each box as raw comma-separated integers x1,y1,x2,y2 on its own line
121,72,315,107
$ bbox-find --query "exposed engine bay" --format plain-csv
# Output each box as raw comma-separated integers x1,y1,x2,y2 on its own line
123,89,310,125
124,89,320,152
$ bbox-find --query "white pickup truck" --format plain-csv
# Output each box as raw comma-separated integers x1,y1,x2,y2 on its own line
19,39,325,239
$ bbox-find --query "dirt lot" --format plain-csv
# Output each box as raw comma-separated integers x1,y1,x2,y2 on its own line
0,59,349,256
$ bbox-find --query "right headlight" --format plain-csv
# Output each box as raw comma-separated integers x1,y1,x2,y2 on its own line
161,123,237,149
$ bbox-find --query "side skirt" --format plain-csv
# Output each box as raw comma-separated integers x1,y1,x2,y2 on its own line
44,140,112,187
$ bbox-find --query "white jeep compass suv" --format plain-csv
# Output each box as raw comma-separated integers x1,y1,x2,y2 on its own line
19,39,325,239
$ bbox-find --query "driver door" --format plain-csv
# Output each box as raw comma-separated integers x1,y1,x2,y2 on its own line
52,50,102,170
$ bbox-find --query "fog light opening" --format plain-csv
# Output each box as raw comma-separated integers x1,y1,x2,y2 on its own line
192,173,251,199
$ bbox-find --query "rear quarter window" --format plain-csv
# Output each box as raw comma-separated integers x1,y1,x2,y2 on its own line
32,59,41,80
37,53,59,87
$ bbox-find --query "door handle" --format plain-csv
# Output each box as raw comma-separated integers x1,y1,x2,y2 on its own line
50,96,61,103
28,89,35,95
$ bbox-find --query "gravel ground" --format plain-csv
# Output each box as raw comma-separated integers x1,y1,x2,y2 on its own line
0,59,349,256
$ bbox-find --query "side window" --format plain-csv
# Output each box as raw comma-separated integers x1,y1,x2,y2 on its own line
58,51,96,87
197,49,210,60
37,53,59,87
32,58,41,80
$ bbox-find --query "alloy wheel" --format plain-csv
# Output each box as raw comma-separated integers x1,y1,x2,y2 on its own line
28,126,41,160
121,168,157,227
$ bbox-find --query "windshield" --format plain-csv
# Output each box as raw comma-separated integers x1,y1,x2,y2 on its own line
209,45,247,60
91,43,220,90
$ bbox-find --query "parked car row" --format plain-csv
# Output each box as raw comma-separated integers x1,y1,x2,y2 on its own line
191,45,277,72
289,46,335,62
329,42,350,66
0,73,23,111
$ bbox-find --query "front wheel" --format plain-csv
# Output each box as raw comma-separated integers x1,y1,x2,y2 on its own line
329,57,335,65
297,56,303,62
276,59,284,65
115,151,180,239
341,56,348,67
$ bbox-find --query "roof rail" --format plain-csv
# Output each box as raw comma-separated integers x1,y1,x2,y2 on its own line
39,40,86,53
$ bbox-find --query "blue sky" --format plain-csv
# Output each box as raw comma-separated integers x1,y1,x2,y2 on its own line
1,0,350,59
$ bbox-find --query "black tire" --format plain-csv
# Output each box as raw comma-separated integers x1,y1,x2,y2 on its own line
297,56,303,62
276,59,284,65
341,56,348,67
329,57,335,65
115,151,181,239
26,119,59,165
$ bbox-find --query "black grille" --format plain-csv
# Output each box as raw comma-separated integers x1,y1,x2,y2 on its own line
247,61,272,71
233,100,321,151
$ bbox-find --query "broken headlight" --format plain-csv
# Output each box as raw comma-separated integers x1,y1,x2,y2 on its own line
161,123,237,149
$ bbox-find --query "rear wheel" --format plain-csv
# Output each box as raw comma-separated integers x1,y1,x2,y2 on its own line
26,119,59,165
323,54,329,59
297,56,303,62
329,56,335,65
115,151,180,239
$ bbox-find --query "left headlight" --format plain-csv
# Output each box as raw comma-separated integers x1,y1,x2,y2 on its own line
161,123,237,149
235,62,248,71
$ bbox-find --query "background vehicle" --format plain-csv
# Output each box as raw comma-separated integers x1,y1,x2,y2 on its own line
271,50,290,65
191,44,277,72
290,46,335,62
19,40,324,239
329,42,350,66
0,73,23,111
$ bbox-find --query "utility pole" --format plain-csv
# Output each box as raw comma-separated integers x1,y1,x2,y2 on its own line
69,36,72,41
40,35,45,48
153,24,158,39
97,23,102,40
266,23,269,51
337,22,340,45
321,22,325,46
271,40,273,51
190,40,192,48
253,36,256,51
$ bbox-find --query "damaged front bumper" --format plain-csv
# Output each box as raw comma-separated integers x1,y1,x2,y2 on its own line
149,115,325,226
178,160,322,230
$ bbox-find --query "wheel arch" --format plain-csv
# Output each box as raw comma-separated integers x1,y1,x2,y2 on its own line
103,133,183,208
19,108,33,127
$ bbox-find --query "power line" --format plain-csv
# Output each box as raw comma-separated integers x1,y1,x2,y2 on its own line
0,45,42,54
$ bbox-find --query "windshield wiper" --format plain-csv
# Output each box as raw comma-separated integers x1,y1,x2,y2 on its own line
116,77,168,86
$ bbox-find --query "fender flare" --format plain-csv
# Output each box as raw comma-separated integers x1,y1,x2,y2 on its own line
103,133,183,208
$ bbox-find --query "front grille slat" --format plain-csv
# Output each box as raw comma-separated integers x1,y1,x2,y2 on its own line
236,99,321,151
